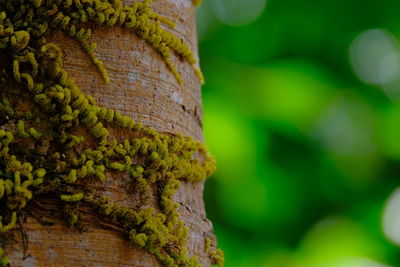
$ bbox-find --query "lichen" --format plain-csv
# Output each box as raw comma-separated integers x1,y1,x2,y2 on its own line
0,0,223,266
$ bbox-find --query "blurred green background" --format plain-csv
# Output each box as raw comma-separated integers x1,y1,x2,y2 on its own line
197,0,400,266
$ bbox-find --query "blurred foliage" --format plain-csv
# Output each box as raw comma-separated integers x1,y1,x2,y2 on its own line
198,0,400,266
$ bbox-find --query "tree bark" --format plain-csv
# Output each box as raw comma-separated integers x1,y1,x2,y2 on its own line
5,0,217,266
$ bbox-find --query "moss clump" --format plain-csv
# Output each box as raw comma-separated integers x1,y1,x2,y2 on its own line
192,0,203,6
60,193,84,202
0,0,222,266
204,237,224,267
0,248,9,267
209,249,224,267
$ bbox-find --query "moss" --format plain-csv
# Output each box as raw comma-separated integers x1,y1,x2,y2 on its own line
0,0,222,266
209,249,224,267
10,31,30,52
61,193,84,202
204,237,211,253
0,212,17,233
0,248,9,267
192,0,203,7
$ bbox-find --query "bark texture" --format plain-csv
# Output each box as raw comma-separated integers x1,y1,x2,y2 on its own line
5,0,217,266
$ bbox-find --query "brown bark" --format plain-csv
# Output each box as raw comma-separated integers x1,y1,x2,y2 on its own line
5,0,217,266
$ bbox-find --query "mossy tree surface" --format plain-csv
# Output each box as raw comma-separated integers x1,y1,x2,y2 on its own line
0,0,221,266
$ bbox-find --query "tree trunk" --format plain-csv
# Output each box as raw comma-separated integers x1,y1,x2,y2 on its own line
1,0,218,266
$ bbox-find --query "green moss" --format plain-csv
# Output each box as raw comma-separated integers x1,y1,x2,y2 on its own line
61,193,84,202
0,248,9,267
0,212,17,233
0,0,222,266
192,0,203,7
204,237,211,253
209,249,224,267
